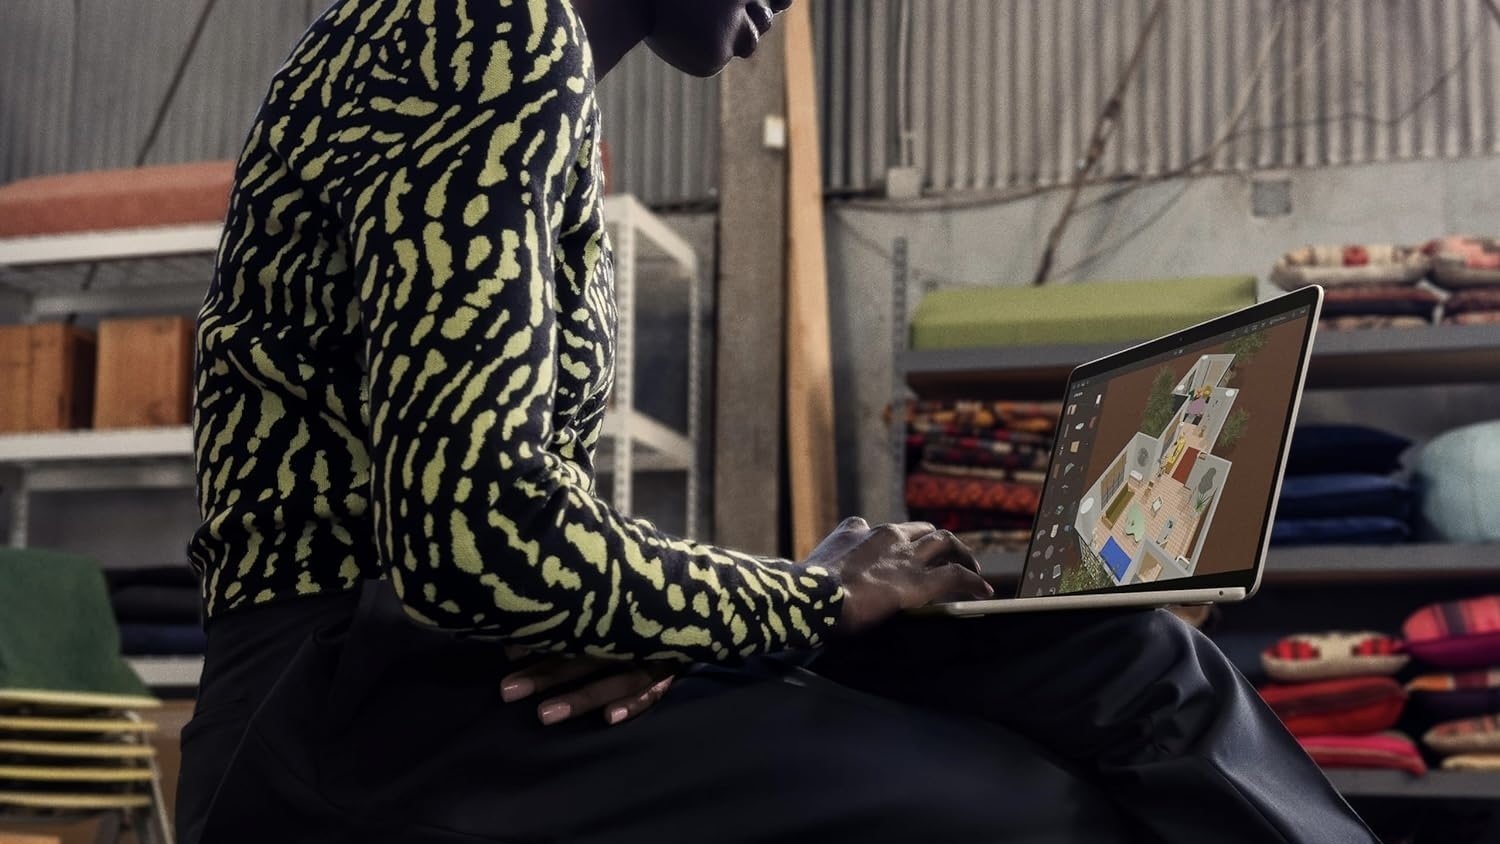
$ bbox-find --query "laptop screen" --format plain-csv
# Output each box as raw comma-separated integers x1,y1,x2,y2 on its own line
1016,293,1317,598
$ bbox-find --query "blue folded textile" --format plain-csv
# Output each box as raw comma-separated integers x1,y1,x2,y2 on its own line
1287,425,1410,476
1275,474,1413,521
118,623,207,656
1269,515,1411,546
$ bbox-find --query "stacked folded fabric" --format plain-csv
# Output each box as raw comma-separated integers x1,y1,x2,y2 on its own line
1443,288,1500,326
903,400,1059,551
1270,236,1500,331
1270,244,1440,331
1427,236,1500,319
1402,595,1500,772
1257,631,1425,776
1271,425,1415,546
0,549,165,819
104,565,205,658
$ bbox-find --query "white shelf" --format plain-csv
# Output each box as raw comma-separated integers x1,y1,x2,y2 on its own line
0,193,704,539
0,426,192,463
127,656,203,688
0,410,690,484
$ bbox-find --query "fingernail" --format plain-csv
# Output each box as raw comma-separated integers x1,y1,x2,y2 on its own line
606,706,628,725
539,701,571,725
500,678,533,702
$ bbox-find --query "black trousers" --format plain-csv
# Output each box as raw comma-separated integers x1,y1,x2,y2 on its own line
177,582,1376,844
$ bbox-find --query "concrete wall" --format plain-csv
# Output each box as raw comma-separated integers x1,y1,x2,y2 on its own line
827,156,1500,523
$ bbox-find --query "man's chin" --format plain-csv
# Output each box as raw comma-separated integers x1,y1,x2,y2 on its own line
647,42,735,78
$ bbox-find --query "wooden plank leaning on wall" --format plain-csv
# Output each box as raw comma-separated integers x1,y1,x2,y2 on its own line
783,2,838,559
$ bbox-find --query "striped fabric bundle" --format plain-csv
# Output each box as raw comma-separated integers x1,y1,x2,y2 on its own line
1256,630,1421,776
902,400,1061,552
1261,632,1409,683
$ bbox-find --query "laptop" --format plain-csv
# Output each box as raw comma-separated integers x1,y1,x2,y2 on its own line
928,285,1323,617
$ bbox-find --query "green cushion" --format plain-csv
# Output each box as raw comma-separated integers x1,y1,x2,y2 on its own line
0,548,151,699
910,276,1259,350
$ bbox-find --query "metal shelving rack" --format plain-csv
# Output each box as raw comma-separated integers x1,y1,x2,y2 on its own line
0,193,703,689
890,238,1500,805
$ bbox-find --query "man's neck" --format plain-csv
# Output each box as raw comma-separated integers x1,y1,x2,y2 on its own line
572,0,653,79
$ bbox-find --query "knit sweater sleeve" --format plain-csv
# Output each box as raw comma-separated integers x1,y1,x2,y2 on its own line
268,0,842,661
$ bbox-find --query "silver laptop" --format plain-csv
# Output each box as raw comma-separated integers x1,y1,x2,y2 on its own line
930,285,1323,617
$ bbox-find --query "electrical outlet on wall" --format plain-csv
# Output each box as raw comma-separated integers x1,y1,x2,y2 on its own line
885,166,923,200
1251,178,1292,218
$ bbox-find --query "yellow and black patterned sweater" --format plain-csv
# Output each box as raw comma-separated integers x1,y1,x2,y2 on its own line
189,0,842,662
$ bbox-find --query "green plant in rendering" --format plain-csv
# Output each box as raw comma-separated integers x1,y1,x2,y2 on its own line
1139,365,1178,436
1218,408,1250,451
1063,543,1116,592
1222,331,1267,385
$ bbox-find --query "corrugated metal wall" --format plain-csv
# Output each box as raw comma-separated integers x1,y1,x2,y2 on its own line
838,0,1500,193
0,0,318,181
3,1,1497,201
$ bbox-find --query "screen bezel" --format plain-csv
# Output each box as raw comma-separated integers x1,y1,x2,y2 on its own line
1018,285,1323,599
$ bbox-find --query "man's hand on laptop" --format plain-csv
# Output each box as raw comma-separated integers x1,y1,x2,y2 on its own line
805,517,994,636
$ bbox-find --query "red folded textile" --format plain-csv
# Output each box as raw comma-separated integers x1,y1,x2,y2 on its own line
1258,677,1406,737
1403,595,1500,669
905,400,1063,432
1298,733,1428,776
919,461,1048,485
0,161,235,237
1446,288,1500,315
1445,311,1500,325
904,473,1042,515
915,435,1053,471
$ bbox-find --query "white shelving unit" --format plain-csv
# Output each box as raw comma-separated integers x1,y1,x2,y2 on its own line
0,193,703,547
0,194,703,690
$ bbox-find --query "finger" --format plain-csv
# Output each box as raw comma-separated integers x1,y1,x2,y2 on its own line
928,562,995,603
909,529,982,573
537,667,671,726
837,516,869,532
500,656,604,703
868,521,936,547
890,521,936,542
604,676,676,726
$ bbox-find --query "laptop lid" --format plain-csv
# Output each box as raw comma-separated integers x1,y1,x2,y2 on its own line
1016,286,1323,600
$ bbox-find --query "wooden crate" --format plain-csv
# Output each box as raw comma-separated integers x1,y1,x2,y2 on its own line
93,316,194,429
0,323,96,433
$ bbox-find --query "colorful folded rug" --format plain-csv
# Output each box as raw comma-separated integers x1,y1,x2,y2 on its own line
1271,244,1431,290
1425,235,1500,287
1406,669,1500,720
1259,676,1406,737
1298,732,1428,776
1403,595,1500,670
1321,314,1432,331
1441,754,1500,771
905,400,1062,434
1444,311,1500,326
1446,288,1500,315
1261,632,1408,682
912,436,1054,473
918,461,1048,485
1424,713,1500,755
1320,282,1445,318
904,473,1042,516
